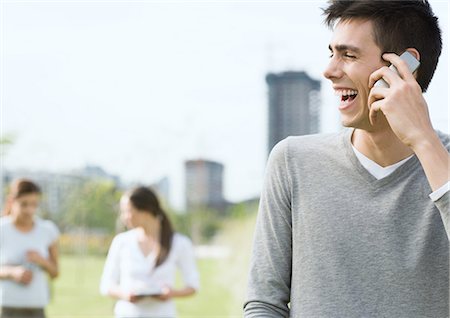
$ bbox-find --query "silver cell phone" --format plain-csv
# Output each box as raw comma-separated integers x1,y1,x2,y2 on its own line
374,51,420,88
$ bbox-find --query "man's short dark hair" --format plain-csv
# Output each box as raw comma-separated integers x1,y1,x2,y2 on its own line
323,0,442,92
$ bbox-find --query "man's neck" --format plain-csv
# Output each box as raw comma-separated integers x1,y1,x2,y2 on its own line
351,128,414,167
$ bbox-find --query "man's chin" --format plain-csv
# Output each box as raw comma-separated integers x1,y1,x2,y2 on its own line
340,115,373,130
340,117,356,128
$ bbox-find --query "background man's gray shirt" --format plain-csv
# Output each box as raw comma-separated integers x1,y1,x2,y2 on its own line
244,128,449,317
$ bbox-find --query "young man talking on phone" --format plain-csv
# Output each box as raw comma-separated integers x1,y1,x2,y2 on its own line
244,1,449,317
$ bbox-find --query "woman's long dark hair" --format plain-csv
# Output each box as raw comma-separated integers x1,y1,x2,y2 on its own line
2,178,41,216
127,186,174,267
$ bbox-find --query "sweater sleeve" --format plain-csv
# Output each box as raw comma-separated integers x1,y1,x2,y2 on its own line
433,191,450,239
433,131,450,239
243,139,292,317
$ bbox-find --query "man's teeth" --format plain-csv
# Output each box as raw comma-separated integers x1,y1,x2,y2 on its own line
334,89,358,96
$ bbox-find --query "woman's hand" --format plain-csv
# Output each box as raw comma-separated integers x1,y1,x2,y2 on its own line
153,286,174,301
26,250,46,267
151,285,197,301
106,286,142,303
10,266,33,285
25,243,59,279
122,291,142,303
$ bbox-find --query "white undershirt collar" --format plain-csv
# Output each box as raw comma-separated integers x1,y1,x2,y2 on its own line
351,145,414,180
351,145,449,201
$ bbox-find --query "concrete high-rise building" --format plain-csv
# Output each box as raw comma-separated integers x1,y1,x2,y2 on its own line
266,71,321,154
185,159,225,211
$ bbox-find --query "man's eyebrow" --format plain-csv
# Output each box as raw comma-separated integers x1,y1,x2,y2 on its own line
328,44,361,53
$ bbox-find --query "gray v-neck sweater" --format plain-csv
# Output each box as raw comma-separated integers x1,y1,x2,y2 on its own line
244,128,449,317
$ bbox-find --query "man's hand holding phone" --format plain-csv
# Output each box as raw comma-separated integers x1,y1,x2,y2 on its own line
368,51,435,150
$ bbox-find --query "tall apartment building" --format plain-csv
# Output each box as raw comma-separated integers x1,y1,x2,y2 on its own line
185,159,225,211
266,71,321,154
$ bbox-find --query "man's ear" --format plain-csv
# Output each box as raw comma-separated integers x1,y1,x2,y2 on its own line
405,48,420,79
405,48,420,62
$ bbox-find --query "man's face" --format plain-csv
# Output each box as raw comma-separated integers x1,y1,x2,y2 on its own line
323,19,386,130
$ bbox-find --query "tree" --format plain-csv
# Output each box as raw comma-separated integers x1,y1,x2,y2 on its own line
58,179,121,233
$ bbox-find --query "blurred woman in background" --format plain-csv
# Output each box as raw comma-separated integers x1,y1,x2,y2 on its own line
0,179,60,318
100,186,199,318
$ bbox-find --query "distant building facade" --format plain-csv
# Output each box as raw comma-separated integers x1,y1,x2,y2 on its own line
185,159,226,211
266,71,321,154
1,165,121,217
1,170,84,217
74,165,121,185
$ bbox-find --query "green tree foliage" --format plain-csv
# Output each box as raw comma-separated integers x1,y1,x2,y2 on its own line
227,200,259,219
178,207,223,244
57,180,122,233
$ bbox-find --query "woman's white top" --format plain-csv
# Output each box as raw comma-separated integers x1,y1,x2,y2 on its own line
100,230,200,318
0,216,60,308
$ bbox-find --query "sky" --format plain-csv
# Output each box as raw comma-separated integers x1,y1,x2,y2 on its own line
1,0,449,209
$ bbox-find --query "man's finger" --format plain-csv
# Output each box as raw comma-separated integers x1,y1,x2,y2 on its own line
368,86,388,107
369,100,383,126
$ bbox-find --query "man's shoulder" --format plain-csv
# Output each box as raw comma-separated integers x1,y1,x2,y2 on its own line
267,130,349,170
288,130,346,145
274,129,348,155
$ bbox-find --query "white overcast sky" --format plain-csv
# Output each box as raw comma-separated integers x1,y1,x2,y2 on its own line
1,0,449,209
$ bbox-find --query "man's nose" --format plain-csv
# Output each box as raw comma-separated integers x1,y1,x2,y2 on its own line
323,57,343,80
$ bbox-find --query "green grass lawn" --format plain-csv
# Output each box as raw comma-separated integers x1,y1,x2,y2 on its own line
46,254,113,318
47,214,256,318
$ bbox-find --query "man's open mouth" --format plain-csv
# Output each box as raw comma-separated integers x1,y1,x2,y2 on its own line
335,89,358,102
